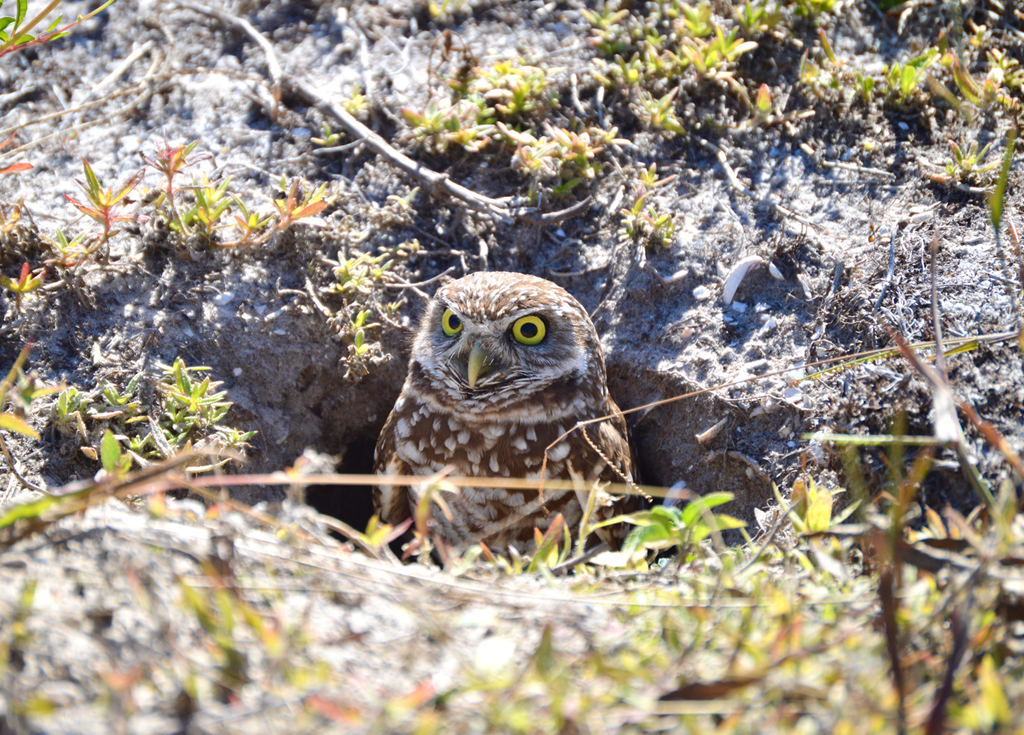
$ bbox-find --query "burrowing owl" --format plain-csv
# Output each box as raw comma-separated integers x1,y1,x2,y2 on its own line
374,271,640,555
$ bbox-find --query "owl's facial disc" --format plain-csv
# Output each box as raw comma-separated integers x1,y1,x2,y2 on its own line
405,272,604,419
431,307,558,392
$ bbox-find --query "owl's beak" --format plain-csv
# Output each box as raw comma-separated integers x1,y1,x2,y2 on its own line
466,343,492,388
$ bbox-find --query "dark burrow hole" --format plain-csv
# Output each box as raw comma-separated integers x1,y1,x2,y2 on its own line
630,439,663,508
305,434,377,536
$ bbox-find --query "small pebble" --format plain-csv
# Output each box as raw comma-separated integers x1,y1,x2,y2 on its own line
759,316,778,335
667,268,688,282
797,273,814,299
693,285,712,300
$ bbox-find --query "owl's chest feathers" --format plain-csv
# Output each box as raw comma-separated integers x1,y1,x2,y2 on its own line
392,397,576,478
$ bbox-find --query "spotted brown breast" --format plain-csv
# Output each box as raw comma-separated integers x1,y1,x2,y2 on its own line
374,271,641,554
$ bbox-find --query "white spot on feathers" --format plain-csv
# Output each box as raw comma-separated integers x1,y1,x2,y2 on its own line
548,441,571,462
504,492,524,507
481,425,505,440
400,440,425,465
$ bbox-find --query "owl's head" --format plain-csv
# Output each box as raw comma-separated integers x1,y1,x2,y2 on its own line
409,272,606,417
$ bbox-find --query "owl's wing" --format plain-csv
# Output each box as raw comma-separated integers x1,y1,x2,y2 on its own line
583,400,650,549
597,411,634,484
373,407,413,525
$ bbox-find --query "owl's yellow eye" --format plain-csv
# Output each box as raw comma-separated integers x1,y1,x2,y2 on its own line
512,315,546,345
442,308,463,336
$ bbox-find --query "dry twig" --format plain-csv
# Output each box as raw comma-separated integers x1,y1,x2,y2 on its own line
0,432,47,494
874,227,897,312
